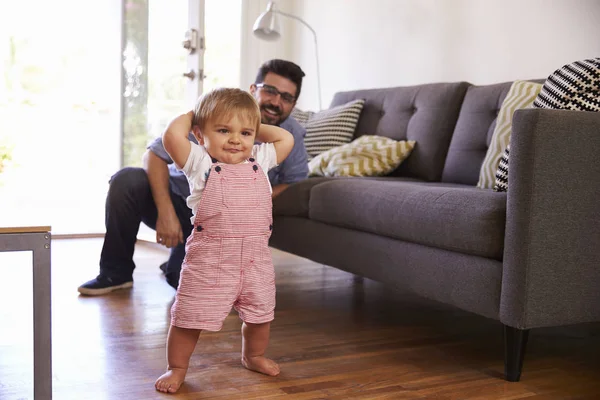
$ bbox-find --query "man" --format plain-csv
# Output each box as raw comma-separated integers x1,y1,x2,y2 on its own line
78,59,308,294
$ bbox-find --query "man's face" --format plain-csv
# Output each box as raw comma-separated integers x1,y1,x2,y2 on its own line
250,72,298,126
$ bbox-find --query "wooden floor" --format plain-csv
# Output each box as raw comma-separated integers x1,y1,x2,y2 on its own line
1,239,600,399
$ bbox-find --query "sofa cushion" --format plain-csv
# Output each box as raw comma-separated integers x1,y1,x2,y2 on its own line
308,179,506,260
273,176,423,218
272,177,346,218
330,82,469,182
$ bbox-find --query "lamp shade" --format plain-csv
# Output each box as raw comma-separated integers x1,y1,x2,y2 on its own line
253,6,281,41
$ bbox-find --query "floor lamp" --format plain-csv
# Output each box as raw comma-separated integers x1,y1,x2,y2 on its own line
252,1,322,110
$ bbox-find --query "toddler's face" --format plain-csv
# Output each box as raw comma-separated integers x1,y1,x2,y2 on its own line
197,114,256,164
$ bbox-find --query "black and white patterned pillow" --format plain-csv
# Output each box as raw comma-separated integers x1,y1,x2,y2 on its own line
533,58,600,110
494,58,600,192
567,90,600,112
291,99,365,159
290,107,312,125
494,145,510,192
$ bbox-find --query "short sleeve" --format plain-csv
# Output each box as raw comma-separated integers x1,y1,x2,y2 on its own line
147,133,198,164
147,137,173,164
252,143,278,172
181,142,208,177
275,126,308,184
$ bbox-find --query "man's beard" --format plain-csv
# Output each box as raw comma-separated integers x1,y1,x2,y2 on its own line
260,104,285,126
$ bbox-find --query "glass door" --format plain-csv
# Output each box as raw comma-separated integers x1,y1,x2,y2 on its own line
0,0,123,234
0,0,205,235
0,0,241,236
123,0,204,169
134,0,244,168
125,0,205,240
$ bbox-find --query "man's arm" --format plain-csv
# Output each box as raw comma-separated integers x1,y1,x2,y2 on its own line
143,151,175,214
143,140,183,248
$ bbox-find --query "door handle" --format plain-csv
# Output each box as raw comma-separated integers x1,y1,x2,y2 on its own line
183,70,196,80
183,69,206,81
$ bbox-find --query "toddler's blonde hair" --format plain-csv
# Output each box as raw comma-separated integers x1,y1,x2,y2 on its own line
193,88,261,134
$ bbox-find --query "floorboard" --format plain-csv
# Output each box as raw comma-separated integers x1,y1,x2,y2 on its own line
1,238,599,399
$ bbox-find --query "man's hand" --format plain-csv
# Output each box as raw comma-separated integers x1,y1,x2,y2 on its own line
143,150,184,248
272,183,289,198
155,209,184,248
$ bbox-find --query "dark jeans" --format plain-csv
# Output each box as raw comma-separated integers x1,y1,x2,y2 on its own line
99,167,193,289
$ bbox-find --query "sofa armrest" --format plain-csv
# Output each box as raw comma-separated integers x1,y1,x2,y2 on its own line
500,108,600,329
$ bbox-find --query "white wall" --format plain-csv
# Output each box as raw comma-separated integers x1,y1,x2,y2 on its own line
243,0,600,111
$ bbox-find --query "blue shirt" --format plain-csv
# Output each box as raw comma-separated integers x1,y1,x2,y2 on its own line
147,116,308,200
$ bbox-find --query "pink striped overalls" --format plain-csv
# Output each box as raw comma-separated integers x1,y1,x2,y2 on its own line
171,158,275,331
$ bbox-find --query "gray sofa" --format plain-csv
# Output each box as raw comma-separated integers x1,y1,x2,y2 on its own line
270,81,600,382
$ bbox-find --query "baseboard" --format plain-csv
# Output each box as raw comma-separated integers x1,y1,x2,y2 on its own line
52,233,105,239
51,232,169,254
51,225,159,243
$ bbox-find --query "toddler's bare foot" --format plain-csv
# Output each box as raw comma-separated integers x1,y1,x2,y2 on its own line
242,355,280,376
155,367,187,393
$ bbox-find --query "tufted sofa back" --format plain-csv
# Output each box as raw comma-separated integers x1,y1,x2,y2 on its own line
330,80,547,185
330,82,469,182
440,82,513,185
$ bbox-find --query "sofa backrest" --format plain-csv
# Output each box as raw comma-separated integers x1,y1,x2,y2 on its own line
441,79,545,185
330,82,469,182
440,82,513,185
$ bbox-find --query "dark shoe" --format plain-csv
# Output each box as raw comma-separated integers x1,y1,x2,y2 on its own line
159,261,179,289
159,261,168,274
166,276,179,290
77,275,133,296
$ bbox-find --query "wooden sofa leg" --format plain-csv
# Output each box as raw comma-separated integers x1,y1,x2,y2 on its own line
504,325,530,382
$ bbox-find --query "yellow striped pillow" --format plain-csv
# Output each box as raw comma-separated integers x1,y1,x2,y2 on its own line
477,81,543,189
308,135,416,177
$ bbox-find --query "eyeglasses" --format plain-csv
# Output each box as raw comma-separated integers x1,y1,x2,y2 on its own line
255,83,296,105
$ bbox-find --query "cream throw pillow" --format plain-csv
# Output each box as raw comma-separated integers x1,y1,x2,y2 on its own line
308,135,416,177
477,81,543,189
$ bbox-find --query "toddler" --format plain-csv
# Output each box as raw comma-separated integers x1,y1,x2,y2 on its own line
155,88,294,393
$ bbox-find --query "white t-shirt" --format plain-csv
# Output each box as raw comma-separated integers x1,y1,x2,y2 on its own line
180,142,278,222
